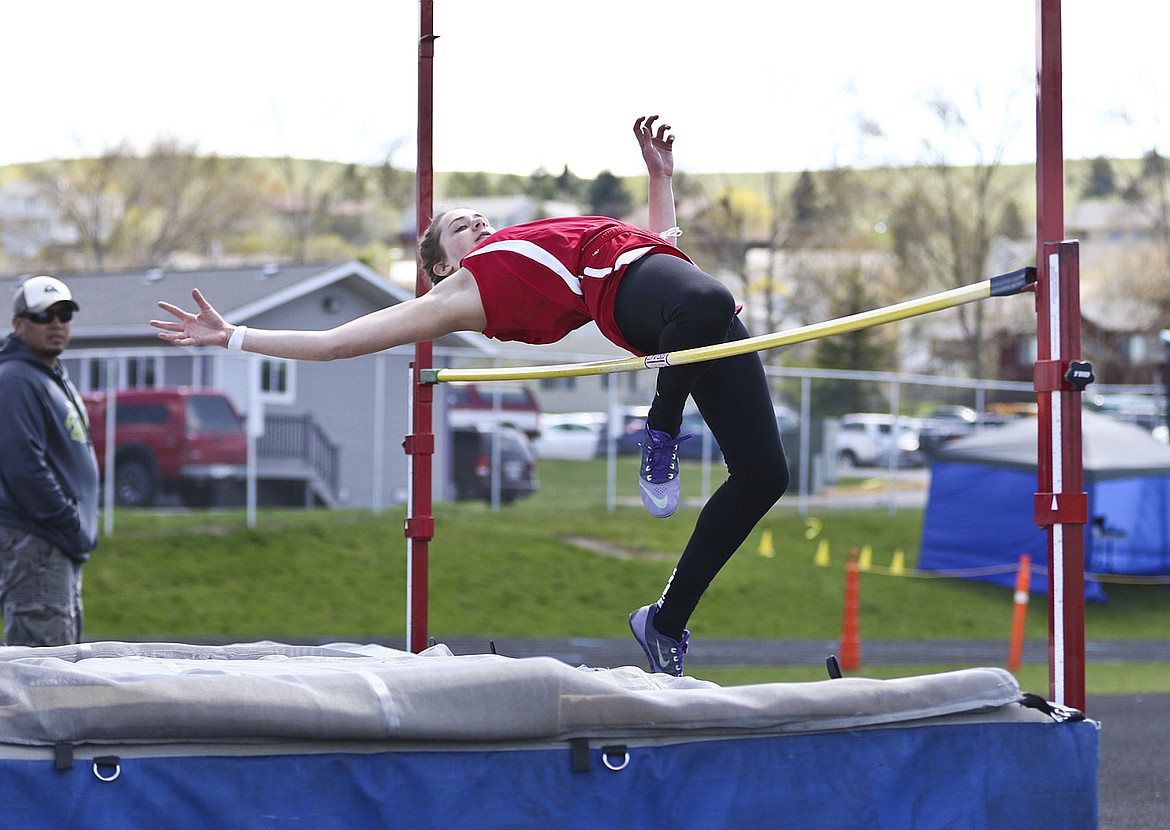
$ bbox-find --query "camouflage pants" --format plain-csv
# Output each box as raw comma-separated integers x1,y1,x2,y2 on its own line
0,526,84,647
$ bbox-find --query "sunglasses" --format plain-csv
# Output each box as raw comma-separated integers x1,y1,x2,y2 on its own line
20,308,74,324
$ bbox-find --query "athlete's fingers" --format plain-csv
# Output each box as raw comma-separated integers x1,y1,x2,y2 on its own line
155,301,187,320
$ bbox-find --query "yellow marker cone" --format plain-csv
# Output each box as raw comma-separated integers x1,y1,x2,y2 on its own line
814,539,830,567
890,548,906,575
858,544,873,572
758,529,776,558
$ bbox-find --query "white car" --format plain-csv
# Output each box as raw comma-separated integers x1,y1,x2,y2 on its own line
533,413,605,460
834,413,924,468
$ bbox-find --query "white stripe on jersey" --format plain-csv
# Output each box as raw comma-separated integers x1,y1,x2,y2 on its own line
465,239,583,296
581,246,654,279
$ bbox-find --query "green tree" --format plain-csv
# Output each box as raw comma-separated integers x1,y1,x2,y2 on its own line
585,171,633,218
555,165,584,202
791,170,822,223
377,145,413,207
689,186,770,302
810,264,899,415
526,167,559,201
1123,149,1170,249
446,171,493,197
1081,156,1117,198
755,165,882,371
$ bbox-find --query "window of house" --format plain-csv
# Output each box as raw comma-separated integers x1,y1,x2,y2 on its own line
83,355,159,392
259,358,295,403
124,356,157,389
539,376,576,392
1122,335,1146,363
601,373,641,393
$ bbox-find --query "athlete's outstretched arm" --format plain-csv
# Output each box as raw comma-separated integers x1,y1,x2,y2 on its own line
150,268,488,361
633,114,678,241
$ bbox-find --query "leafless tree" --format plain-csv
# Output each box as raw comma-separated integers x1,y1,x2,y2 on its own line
888,95,1030,378
29,146,130,270
121,139,267,266
30,138,266,270
276,157,371,263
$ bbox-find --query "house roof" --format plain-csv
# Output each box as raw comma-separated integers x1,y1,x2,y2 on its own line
1,260,495,355
1066,199,1153,235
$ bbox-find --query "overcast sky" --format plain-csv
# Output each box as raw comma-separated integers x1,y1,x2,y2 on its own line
3,1,1166,176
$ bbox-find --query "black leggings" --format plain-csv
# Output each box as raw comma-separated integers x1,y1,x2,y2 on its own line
614,254,789,638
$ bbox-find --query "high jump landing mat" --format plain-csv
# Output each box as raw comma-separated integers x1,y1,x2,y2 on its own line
0,641,1098,828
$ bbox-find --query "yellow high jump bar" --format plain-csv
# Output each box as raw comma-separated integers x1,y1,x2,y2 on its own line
420,267,1036,384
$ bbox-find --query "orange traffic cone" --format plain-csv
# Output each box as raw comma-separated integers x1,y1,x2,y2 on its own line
839,547,861,672
1008,554,1032,672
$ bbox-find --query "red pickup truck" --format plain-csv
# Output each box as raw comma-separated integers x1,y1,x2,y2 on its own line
82,388,247,507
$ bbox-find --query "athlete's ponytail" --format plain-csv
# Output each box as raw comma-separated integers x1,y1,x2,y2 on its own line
418,209,455,285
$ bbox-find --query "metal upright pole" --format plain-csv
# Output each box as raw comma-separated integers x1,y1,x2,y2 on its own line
1035,0,1088,710
1161,330,1170,433
406,0,437,654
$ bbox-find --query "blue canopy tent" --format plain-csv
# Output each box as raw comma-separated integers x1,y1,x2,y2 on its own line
919,412,1170,599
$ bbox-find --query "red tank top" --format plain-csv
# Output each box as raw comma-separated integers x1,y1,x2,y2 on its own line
460,216,691,355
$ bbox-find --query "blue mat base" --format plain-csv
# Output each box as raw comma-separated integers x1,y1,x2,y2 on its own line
1,720,1098,829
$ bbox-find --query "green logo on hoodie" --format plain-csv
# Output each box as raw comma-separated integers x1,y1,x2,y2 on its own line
66,410,88,443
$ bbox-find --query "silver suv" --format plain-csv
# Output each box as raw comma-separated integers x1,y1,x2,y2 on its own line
834,413,924,468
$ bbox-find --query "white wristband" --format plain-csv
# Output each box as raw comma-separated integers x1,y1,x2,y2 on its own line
227,325,248,351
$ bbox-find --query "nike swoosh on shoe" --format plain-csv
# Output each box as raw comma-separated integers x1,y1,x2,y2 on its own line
639,480,671,510
654,639,676,670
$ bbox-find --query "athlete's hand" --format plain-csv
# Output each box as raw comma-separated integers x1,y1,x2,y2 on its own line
634,114,675,179
151,289,231,348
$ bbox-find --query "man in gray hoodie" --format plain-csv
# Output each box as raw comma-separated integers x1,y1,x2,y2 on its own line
0,276,99,646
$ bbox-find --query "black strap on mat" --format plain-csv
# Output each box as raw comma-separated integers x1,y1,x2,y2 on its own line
569,738,591,773
54,743,74,771
1020,692,1087,723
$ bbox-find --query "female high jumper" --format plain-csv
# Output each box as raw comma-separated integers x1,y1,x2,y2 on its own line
152,115,789,676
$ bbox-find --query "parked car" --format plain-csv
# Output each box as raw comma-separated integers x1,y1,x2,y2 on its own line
83,387,247,507
534,413,605,460
450,425,538,504
1086,392,1166,433
445,383,541,439
917,405,979,457
834,413,924,468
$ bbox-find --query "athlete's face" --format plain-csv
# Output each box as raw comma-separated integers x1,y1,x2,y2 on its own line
435,210,495,275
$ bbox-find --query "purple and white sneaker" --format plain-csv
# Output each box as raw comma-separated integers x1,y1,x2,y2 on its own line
629,603,689,677
637,426,691,518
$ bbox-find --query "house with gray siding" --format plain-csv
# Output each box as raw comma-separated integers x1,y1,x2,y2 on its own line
3,261,500,509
